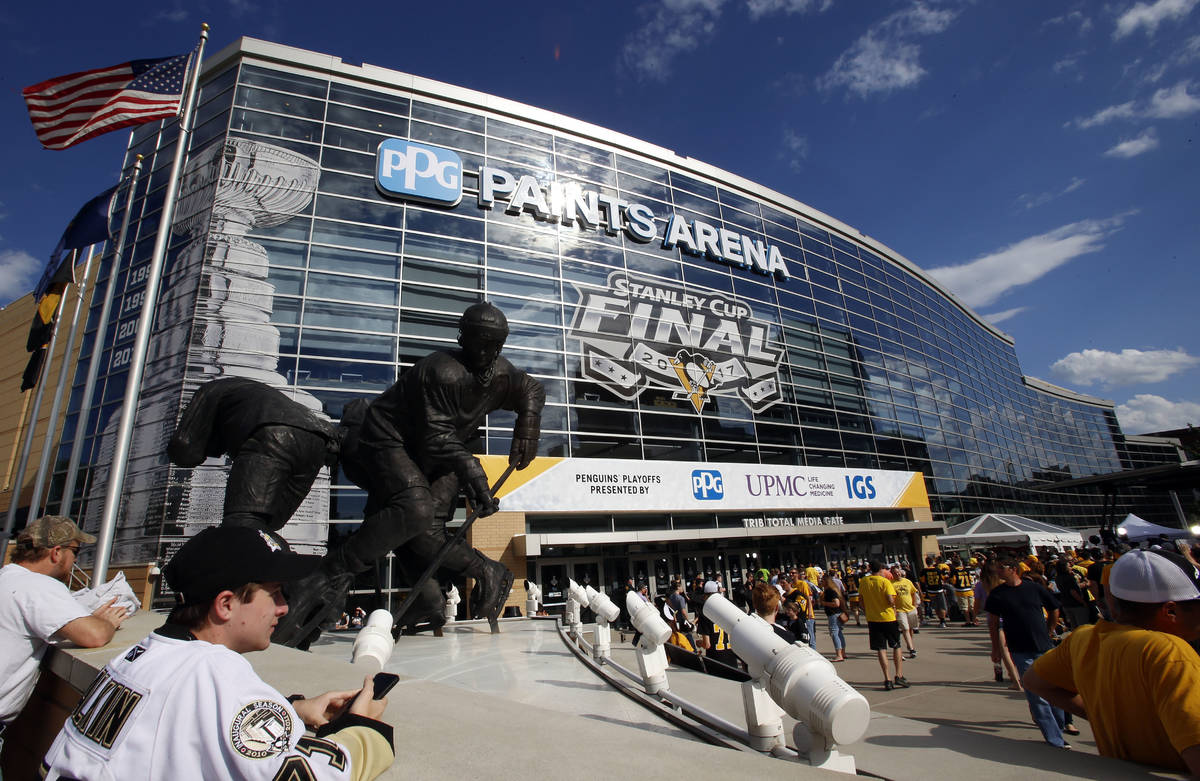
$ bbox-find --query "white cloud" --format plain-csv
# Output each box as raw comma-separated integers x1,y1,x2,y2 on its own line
1116,394,1200,433
782,129,809,172
1052,53,1085,76
1072,101,1137,128
1180,35,1200,63
1114,0,1199,39
982,306,1027,325
1069,80,1200,128
0,249,41,305
746,0,831,20
1147,80,1200,116
621,0,726,82
1104,126,1159,157
1050,348,1199,386
816,2,958,98
926,214,1128,309
620,0,828,81
1016,176,1086,210
1042,10,1094,35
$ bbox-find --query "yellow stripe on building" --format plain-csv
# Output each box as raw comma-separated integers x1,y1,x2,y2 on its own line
478,455,564,499
893,472,930,509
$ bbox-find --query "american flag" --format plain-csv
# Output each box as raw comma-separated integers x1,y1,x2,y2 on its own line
22,53,190,150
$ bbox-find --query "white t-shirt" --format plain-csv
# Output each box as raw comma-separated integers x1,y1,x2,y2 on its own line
42,628,393,780
0,563,89,723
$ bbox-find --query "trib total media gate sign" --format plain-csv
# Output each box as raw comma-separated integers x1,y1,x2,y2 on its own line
479,456,930,519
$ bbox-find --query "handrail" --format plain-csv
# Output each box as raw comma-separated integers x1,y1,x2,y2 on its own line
557,619,802,758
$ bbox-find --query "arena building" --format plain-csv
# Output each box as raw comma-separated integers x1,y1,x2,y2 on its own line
36,38,1186,606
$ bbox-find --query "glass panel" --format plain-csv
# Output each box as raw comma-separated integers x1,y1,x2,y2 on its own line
406,208,485,241
329,82,409,114
402,258,481,288
309,245,398,278
234,86,324,119
412,101,484,132
312,220,403,253
326,103,408,136
401,284,480,312
314,195,404,229
229,109,320,142
487,270,561,301
303,300,396,333
300,329,394,362
404,233,483,265
295,357,394,389
306,272,398,306
409,120,484,153
239,65,327,97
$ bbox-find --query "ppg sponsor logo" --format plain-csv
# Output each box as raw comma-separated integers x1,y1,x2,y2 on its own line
692,469,724,500
844,475,877,500
376,139,462,205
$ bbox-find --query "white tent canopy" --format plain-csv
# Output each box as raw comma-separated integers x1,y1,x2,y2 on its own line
937,513,1084,552
1118,514,1193,542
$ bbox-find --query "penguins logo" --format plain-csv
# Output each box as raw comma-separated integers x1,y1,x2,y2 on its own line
670,350,718,413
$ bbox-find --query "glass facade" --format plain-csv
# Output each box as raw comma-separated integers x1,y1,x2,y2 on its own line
49,42,1183,566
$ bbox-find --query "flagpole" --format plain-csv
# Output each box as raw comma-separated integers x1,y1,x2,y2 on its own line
27,244,99,521
59,155,144,517
0,260,73,561
92,24,208,586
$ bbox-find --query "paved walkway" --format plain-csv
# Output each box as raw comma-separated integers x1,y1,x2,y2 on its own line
311,617,1180,779
43,612,1181,779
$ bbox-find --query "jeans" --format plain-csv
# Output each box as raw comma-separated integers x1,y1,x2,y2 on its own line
1010,651,1067,746
805,618,817,650
826,613,845,651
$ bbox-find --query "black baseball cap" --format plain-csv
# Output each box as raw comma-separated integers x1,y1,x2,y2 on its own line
163,526,321,605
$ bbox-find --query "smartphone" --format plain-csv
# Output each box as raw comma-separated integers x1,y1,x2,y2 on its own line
371,672,399,700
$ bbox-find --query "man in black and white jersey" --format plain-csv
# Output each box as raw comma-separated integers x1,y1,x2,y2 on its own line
41,526,395,781
920,555,950,628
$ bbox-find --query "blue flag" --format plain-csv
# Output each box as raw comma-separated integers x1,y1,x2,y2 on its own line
35,184,119,300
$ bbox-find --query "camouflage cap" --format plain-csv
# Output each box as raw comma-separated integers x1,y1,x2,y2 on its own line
18,515,96,549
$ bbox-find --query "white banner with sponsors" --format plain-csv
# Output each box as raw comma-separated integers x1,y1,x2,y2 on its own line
480,456,929,514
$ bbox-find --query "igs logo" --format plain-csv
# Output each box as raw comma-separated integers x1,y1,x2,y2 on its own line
376,140,462,205
844,475,877,500
692,469,724,500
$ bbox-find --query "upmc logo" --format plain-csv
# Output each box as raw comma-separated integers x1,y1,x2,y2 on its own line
692,469,724,500
376,140,462,205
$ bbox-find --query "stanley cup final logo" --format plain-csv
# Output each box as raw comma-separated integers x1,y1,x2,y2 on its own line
569,272,783,413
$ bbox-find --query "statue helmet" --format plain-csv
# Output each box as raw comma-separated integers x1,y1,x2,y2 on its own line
459,302,509,341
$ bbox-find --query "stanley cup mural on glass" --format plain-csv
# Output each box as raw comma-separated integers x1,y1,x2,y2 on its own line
83,138,327,562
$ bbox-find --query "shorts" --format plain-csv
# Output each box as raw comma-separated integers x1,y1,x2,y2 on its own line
897,609,919,631
848,593,861,605
868,621,902,650
924,589,948,612
955,591,975,612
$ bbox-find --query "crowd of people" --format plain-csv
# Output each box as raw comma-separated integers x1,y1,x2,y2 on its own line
643,540,1200,774
5,509,1199,777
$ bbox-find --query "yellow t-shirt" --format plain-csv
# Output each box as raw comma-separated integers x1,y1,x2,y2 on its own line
787,580,815,619
859,574,897,623
892,577,917,613
1032,621,1200,771
804,566,822,585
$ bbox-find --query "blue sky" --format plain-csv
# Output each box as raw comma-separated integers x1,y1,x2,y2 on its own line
1,0,1197,435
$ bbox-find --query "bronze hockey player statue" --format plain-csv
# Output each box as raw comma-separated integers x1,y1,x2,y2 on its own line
168,377,342,533
273,302,545,647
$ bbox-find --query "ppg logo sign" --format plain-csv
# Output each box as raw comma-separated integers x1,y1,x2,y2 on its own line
376,139,462,205
692,469,724,500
